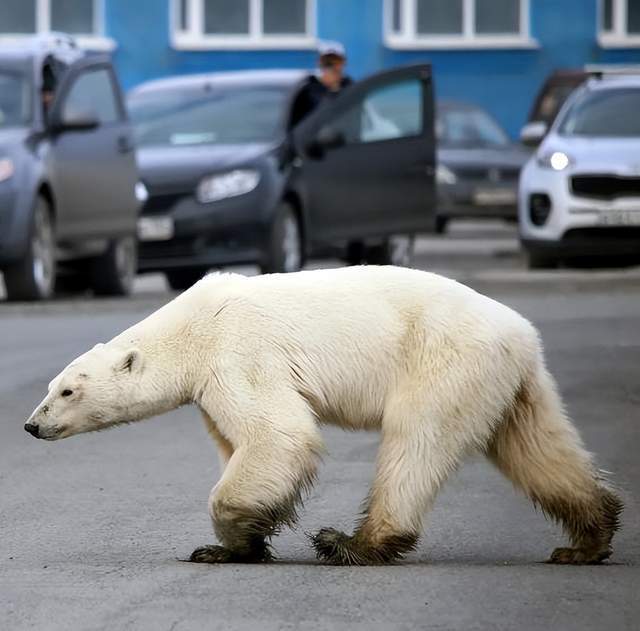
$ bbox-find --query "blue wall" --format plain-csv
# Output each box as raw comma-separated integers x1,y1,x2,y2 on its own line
105,0,640,138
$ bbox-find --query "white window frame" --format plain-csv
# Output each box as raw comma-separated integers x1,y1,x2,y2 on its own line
0,0,115,51
384,0,537,49
599,0,640,47
171,0,317,50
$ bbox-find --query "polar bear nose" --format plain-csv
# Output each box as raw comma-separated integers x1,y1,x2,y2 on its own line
24,423,40,438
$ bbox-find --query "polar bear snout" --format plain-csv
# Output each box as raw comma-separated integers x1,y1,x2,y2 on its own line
24,422,40,438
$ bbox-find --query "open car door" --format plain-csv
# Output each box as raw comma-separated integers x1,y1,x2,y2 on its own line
293,64,436,244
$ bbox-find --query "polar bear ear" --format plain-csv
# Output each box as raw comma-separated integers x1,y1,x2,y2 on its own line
116,347,144,374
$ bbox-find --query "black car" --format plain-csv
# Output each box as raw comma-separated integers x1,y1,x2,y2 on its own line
435,101,530,231
0,35,140,301
128,66,436,289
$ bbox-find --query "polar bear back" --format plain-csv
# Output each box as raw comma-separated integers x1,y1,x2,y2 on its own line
180,267,539,430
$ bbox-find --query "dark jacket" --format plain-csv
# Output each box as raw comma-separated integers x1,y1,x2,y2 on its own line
290,74,353,128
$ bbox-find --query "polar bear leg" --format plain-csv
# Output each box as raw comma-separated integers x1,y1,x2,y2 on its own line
201,410,234,471
191,400,323,564
487,365,624,564
311,390,481,565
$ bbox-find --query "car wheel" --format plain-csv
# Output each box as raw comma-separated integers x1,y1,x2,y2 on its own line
4,196,56,301
165,267,209,291
365,235,415,267
261,202,303,274
527,251,559,270
90,236,137,296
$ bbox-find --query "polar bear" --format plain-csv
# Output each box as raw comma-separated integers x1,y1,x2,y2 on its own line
25,266,622,565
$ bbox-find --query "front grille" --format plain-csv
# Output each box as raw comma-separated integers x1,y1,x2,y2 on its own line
139,237,199,258
571,175,640,200
142,193,188,216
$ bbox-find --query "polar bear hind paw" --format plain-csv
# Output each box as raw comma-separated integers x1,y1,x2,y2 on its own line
189,544,273,564
547,546,612,565
310,527,417,566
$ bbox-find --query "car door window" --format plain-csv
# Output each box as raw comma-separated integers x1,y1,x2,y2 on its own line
332,79,423,145
63,68,119,124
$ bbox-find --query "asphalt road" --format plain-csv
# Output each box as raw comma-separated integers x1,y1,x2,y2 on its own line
1,223,639,630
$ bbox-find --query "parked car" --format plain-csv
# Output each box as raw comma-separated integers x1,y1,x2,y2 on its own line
435,101,529,231
128,66,436,289
519,74,640,268
0,34,141,301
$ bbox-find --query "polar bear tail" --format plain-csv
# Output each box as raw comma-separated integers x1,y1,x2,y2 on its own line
487,361,624,564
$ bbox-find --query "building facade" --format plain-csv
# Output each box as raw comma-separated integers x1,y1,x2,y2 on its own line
2,0,640,136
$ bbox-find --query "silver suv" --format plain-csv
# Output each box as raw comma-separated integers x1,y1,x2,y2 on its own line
519,75,640,268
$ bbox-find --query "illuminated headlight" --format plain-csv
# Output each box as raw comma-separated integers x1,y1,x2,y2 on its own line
197,169,260,204
537,150,573,171
135,181,149,203
436,164,457,185
0,158,15,183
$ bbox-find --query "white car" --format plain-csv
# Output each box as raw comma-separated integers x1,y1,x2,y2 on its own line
519,75,640,268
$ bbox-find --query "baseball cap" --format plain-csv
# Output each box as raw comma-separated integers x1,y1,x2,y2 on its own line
317,40,346,59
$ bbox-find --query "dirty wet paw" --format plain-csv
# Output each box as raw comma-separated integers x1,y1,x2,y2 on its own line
310,527,369,566
189,543,273,564
548,546,611,565
189,544,235,564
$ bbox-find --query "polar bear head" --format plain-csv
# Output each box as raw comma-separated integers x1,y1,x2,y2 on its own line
24,343,145,440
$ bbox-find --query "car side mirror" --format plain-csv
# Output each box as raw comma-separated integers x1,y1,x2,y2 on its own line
520,121,548,147
306,124,346,158
51,109,100,133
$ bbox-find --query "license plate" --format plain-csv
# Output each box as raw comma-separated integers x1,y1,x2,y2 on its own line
137,216,174,241
598,211,640,226
473,188,517,206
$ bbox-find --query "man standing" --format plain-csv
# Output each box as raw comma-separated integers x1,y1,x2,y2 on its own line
290,40,353,127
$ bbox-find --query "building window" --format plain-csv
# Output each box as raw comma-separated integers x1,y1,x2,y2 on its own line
172,0,316,49
0,0,113,50
599,0,640,46
384,0,535,49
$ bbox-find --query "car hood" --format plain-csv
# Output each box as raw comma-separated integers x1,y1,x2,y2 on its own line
136,143,275,191
0,127,29,156
437,145,531,170
542,135,640,173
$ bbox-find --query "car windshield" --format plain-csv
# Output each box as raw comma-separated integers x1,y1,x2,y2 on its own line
437,106,510,148
559,87,640,137
128,85,289,147
0,68,31,129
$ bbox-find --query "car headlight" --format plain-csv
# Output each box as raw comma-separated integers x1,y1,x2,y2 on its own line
0,158,15,183
135,181,149,203
197,169,260,204
436,164,457,185
537,150,573,171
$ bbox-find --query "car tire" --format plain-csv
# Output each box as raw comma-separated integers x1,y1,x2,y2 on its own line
90,236,137,296
527,251,559,270
364,235,415,267
4,196,56,302
165,267,209,291
260,202,303,274
344,240,365,266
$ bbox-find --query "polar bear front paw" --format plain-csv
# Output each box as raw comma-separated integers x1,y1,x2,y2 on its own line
547,546,611,565
189,544,272,564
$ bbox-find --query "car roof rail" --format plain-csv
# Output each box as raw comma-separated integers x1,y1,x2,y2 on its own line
584,64,640,77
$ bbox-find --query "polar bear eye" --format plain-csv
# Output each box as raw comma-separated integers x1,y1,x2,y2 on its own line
61,389,74,398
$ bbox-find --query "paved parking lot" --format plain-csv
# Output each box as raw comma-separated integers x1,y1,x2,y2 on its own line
1,221,638,630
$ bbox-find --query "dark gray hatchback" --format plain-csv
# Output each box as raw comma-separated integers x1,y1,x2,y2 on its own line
0,35,140,301
129,66,436,289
